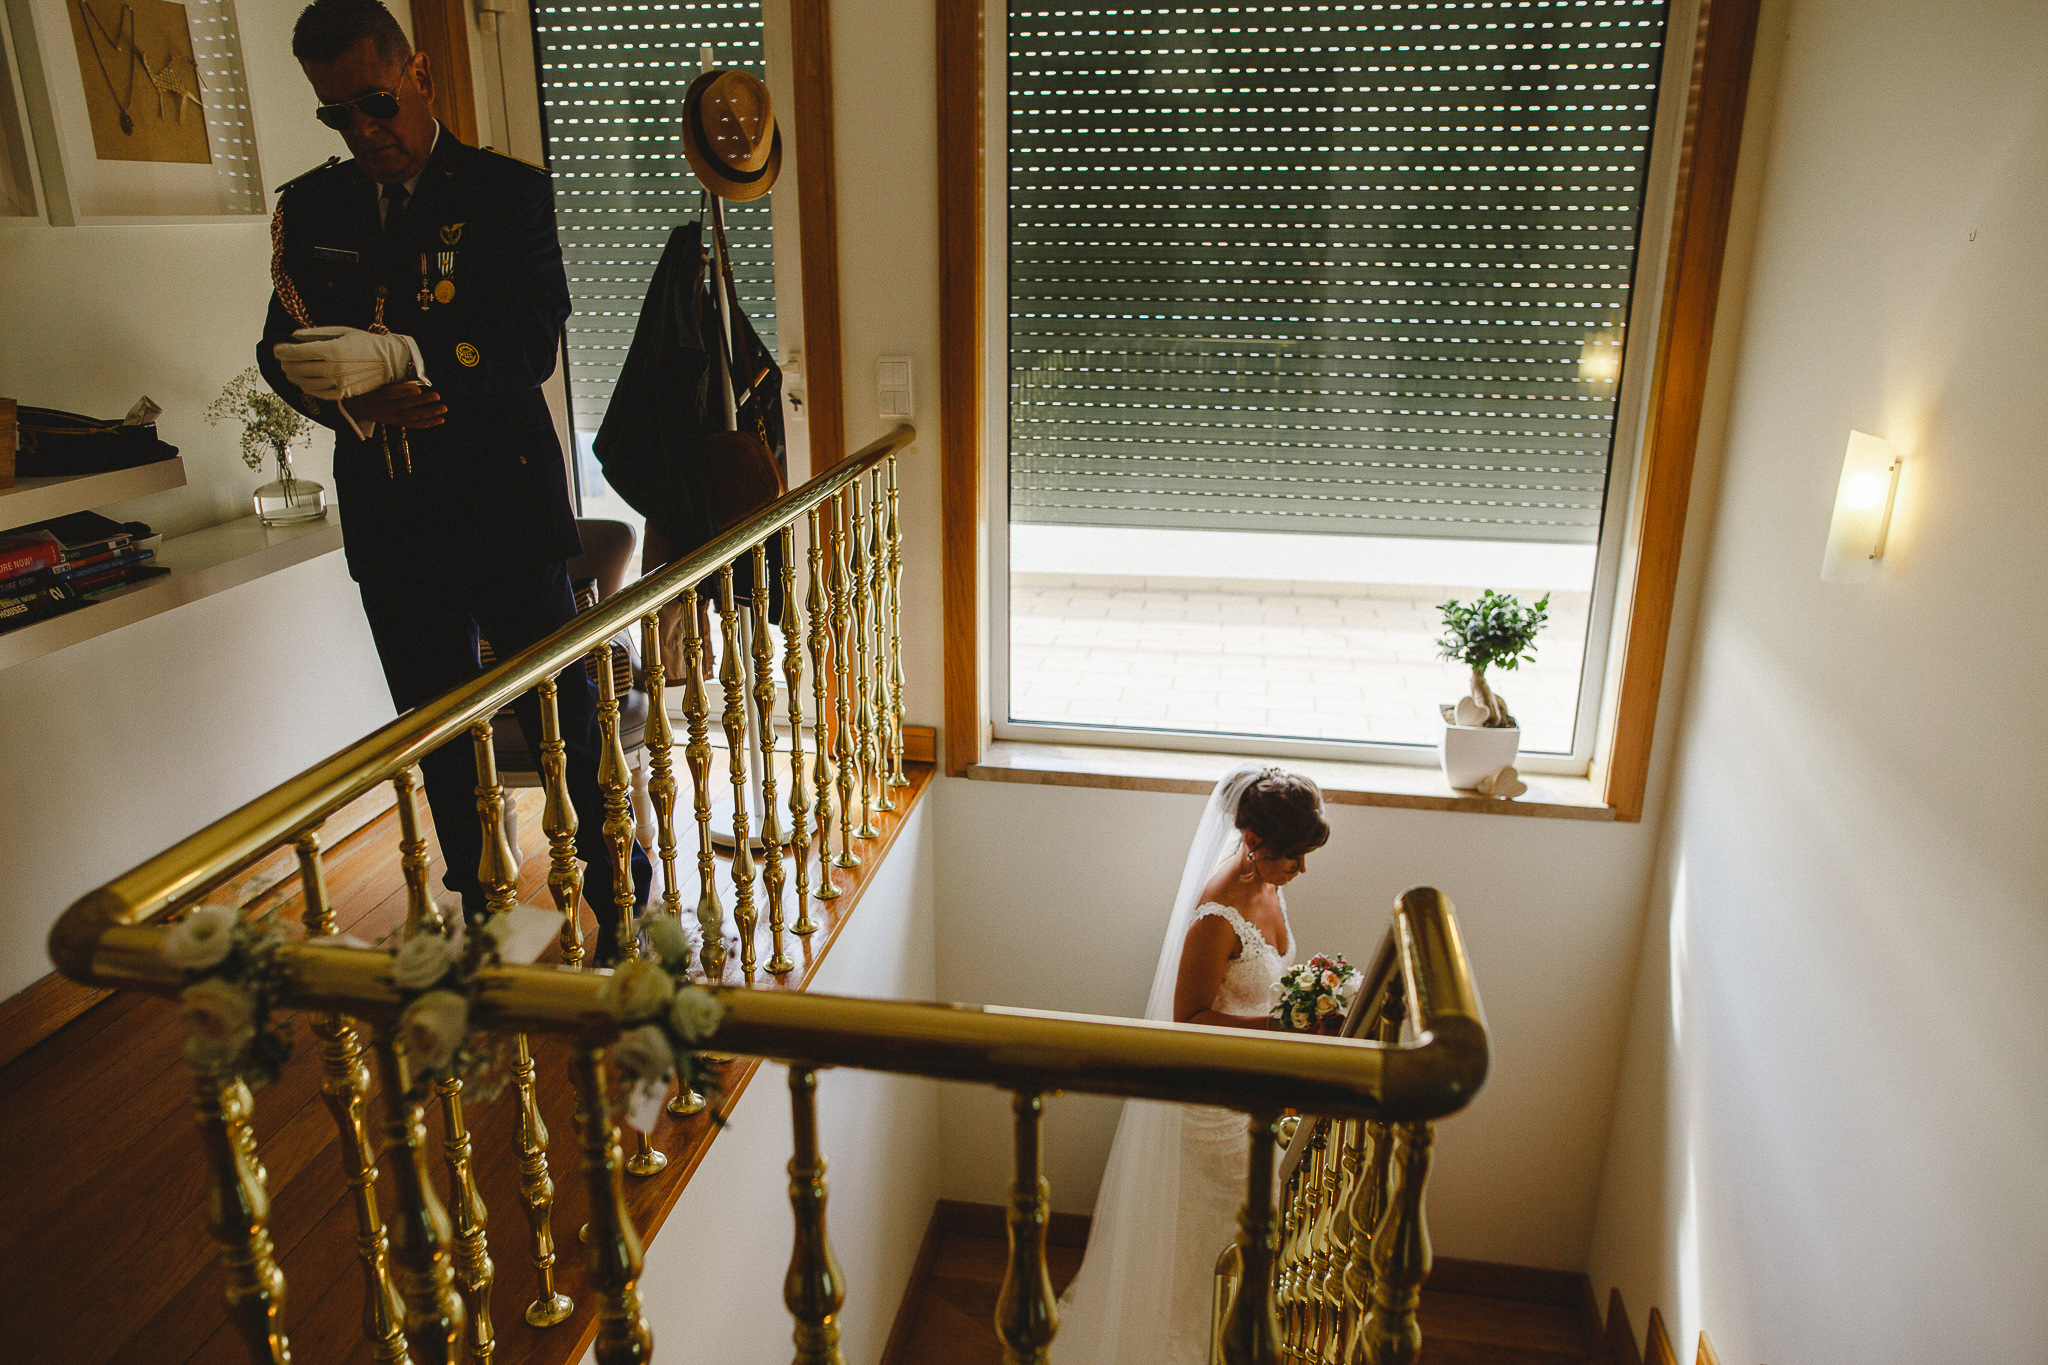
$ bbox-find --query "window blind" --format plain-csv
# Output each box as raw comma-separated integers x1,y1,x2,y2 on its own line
1008,0,1670,542
533,1,778,433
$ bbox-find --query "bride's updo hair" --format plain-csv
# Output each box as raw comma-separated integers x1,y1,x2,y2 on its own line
1235,768,1330,860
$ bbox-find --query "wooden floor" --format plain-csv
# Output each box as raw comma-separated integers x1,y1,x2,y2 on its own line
886,1203,1605,1365
0,763,934,1365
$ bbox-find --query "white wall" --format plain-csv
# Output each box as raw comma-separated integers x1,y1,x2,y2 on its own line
626,802,940,1365
933,777,1664,1270
0,4,397,994
1585,1,2048,1360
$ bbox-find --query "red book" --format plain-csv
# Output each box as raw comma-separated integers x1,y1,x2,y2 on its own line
0,532,62,582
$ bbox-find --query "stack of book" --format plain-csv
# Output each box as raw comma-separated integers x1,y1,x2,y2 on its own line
0,511,167,634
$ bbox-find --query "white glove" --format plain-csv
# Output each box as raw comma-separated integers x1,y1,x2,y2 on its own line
273,326,415,401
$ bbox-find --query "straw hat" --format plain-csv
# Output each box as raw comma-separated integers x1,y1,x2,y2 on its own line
682,69,782,202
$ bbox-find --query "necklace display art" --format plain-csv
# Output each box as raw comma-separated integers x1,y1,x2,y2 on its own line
65,0,210,164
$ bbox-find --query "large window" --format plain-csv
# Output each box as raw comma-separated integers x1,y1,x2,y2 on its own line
997,0,1676,770
531,0,782,530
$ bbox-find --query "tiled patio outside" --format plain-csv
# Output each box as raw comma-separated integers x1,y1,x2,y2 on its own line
1007,577,1592,756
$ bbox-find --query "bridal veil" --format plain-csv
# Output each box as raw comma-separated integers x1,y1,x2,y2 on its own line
1051,761,1269,1365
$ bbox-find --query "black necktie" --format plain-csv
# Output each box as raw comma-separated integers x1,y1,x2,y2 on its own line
382,182,408,233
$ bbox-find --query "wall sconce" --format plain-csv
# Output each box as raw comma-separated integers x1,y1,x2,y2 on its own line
1821,431,1903,582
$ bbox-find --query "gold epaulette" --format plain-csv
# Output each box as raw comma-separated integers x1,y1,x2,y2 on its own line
273,156,341,195
482,146,550,175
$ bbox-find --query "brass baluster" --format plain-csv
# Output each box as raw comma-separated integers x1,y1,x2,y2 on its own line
536,677,586,965
806,506,840,905
1344,983,1412,1365
1279,1129,1319,1358
867,467,894,815
641,613,685,924
785,1067,846,1365
751,544,793,975
830,494,860,868
885,450,909,791
1352,1123,1434,1365
1219,1110,1284,1365
570,1044,654,1365
1307,1124,1346,1362
475,717,575,1346
474,719,519,920
678,586,727,985
995,1091,1057,1365
372,1033,464,1365
595,640,642,962
189,1066,291,1364
1314,1120,1364,1364
514,1034,574,1325
395,768,441,937
718,565,758,978
850,486,879,841
297,834,409,1363
435,1072,495,1361
781,524,816,949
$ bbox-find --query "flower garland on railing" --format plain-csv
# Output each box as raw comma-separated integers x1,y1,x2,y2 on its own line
164,902,727,1110
382,915,524,1101
162,905,296,1084
600,915,727,1118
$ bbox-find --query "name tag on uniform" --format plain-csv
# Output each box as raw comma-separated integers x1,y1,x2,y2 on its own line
313,246,359,262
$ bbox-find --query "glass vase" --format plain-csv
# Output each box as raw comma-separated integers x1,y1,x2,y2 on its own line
253,449,327,527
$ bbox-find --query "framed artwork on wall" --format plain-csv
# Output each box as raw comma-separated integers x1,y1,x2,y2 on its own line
0,2,43,217
2,0,263,224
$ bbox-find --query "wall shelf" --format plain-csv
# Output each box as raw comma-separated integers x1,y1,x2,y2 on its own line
0,511,344,672
0,458,188,529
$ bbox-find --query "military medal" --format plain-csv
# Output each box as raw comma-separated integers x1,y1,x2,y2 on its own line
416,252,433,309
434,249,456,304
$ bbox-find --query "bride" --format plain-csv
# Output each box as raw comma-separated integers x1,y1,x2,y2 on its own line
1053,763,1331,1365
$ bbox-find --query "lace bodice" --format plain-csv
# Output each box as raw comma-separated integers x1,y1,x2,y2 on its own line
1190,901,1295,1018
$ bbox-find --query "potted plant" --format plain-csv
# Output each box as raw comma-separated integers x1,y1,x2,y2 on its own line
206,368,326,527
1435,589,1549,789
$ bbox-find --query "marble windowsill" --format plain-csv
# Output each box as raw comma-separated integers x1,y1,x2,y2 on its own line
967,740,1616,821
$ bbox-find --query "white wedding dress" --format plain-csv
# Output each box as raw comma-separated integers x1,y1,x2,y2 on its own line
1053,765,1297,1365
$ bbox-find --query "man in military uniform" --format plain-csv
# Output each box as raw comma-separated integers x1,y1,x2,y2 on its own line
259,0,645,959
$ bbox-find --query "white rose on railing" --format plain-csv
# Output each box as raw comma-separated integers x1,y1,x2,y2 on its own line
390,932,460,991
162,905,239,971
398,990,469,1072
611,1025,675,1087
646,915,692,970
599,959,675,1021
177,979,255,1066
668,985,725,1045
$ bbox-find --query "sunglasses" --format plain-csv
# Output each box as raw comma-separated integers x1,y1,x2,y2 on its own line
315,90,401,130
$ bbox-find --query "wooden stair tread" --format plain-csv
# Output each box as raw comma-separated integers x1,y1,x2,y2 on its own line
886,1225,1597,1365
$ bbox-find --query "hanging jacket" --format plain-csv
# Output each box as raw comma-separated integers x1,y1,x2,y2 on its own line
594,219,786,593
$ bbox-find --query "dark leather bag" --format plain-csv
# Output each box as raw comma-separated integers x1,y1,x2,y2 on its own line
15,408,179,477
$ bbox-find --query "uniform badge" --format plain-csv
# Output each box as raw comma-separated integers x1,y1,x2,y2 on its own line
456,342,481,367
440,222,465,246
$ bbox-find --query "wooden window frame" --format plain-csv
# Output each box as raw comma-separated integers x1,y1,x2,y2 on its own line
412,0,848,484
937,0,1761,818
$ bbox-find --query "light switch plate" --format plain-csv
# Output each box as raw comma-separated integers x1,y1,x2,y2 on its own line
878,354,913,419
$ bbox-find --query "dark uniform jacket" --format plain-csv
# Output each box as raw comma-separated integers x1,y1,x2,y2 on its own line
594,220,784,573
257,128,580,584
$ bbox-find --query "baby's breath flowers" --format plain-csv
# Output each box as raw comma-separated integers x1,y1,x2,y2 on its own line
206,367,313,472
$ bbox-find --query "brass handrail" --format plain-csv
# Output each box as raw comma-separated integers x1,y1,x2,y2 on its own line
48,425,916,976
59,885,1487,1122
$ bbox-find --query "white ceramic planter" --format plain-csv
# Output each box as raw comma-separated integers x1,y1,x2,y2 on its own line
1440,724,1521,790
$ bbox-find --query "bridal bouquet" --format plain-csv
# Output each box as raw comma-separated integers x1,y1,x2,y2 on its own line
1272,953,1363,1035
